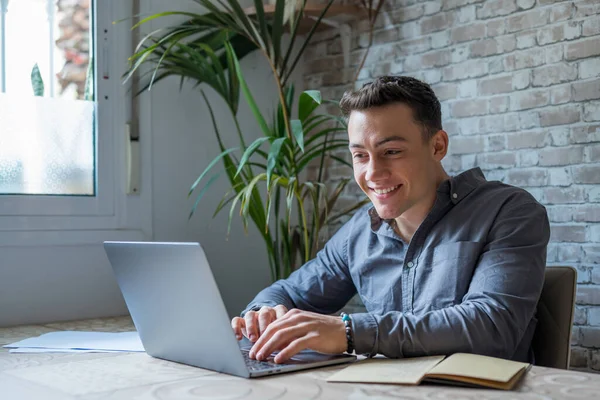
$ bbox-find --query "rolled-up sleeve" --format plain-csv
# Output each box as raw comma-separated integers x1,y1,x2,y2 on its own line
242,220,357,317
352,201,550,360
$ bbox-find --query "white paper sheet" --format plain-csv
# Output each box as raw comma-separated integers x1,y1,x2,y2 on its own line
9,347,124,353
3,331,144,353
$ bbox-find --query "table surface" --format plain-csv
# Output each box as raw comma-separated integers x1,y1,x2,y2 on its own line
1,316,600,399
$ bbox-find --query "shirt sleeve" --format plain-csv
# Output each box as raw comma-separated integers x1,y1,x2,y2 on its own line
241,218,358,317
351,201,550,360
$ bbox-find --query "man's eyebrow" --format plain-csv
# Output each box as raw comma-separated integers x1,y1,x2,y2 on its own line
349,135,407,149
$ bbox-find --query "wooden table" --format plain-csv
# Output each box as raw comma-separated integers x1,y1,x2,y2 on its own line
2,316,599,399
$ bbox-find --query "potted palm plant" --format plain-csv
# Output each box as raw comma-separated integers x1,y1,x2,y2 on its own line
124,0,382,281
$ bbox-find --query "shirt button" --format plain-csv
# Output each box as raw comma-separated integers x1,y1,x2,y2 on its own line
406,261,414,268
452,193,458,199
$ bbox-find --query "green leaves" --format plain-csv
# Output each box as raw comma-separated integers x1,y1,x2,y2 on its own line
31,64,44,97
189,172,221,220
290,89,324,153
298,90,322,122
271,0,285,69
125,0,365,282
291,120,304,153
228,42,271,137
266,137,287,187
123,11,256,115
188,148,238,198
235,137,269,177
84,57,94,101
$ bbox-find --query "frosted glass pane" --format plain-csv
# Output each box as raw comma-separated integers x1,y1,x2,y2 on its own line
0,94,95,195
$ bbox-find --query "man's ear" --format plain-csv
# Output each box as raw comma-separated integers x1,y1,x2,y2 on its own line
431,130,449,161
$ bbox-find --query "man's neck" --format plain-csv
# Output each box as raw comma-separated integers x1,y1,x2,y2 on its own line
393,169,450,243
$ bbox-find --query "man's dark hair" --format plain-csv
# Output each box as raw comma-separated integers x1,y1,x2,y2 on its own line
339,76,442,142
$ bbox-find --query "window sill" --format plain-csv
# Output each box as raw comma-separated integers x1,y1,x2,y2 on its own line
0,229,147,247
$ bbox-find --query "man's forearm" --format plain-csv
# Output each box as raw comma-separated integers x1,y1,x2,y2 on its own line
241,223,357,317
352,295,535,360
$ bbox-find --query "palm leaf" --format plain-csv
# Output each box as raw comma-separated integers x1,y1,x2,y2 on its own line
298,139,350,157
298,90,322,122
224,38,242,114
188,148,238,197
126,15,257,115
241,172,268,225
296,143,351,173
189,172,222,220
267,137,287,187
302,127,347,149
213,181,245,218
227,189,247,237
285,178,296,233
197,43,228,92
235,137,270,177
130,10,203,31
30,63,44,96
275,85,295,138
291,120,304,153
129,26,199,64
252,0,272,57
222,0,264,47
271,0,286,71
265,175,289,233
228,42,271,137
330,155,352,168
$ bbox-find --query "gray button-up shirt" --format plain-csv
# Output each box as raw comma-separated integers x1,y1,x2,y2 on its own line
243,168,550,362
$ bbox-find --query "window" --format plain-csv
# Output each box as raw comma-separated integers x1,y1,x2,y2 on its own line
0,0,149,245
0,0,95,195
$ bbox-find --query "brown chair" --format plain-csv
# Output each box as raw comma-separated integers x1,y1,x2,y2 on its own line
532,266,577,369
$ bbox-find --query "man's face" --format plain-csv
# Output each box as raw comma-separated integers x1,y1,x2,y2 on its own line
347,103,443,221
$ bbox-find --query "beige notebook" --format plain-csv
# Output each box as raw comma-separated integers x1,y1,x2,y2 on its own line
327,353,530,390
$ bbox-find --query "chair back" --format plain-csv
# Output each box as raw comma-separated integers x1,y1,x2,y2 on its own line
532,266,577,369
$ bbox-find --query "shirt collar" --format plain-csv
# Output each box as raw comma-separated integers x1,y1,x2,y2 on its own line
446,167,487,204
368,167,488,232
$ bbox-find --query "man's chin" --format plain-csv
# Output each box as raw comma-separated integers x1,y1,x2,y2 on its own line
373,207,400,220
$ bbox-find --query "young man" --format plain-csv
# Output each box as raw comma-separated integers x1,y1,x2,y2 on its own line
231,76,550,365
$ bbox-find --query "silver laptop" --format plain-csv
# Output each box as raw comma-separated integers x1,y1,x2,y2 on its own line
103,241,356,378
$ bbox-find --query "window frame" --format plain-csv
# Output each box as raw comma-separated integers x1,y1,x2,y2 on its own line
0,0,150,245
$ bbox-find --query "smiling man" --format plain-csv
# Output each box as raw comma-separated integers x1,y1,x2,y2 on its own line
231,75,550,365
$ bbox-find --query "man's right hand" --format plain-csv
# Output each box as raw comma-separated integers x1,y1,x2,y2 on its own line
231,305,289,342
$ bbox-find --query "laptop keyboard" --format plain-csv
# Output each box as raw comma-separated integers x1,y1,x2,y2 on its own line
241,350,281,371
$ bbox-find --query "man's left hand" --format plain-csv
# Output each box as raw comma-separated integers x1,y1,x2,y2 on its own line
248,309,347,363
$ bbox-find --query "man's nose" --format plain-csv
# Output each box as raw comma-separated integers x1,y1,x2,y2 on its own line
365,158,388,182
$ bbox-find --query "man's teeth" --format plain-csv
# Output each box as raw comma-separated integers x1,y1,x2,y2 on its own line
374,185,399,195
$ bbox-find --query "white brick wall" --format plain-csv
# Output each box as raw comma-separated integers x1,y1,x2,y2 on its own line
303,0,600,372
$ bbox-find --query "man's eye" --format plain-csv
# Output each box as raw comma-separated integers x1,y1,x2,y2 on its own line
353,153,366,159
386,150,402,155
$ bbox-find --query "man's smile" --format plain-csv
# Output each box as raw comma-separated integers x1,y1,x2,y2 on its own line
370,184,402,198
